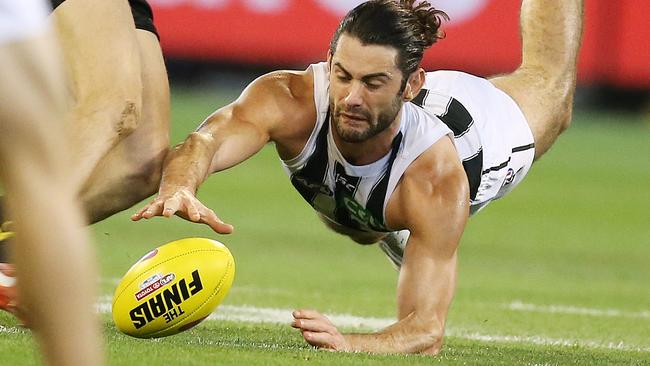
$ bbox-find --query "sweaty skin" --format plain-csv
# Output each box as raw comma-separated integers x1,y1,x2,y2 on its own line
134,0,583,355
133,35,468,354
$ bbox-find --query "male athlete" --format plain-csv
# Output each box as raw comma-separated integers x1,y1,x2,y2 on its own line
0,0,103,364
134,0,583,354
0,0,169,318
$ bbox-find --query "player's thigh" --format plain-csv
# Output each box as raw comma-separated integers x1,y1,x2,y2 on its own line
52,0,142,109
81,30,169,199
490,70,573,160
124,30,170,154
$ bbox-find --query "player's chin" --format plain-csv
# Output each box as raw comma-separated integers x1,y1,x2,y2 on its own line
337,127,372,143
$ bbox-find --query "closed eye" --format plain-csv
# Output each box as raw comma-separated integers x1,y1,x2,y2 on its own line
336,74,352,82
365,82,383,90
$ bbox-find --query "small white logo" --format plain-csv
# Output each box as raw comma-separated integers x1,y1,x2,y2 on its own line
504,168,515,185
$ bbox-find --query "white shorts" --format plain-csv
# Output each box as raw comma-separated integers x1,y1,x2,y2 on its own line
419,70,536,216
470,89,536,215
380,73,537,267
0,0,51,44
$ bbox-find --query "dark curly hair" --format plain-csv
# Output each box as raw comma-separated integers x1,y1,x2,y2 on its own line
329,0,448,85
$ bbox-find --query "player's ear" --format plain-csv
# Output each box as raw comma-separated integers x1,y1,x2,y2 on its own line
326,50,333,72
402,68,425,102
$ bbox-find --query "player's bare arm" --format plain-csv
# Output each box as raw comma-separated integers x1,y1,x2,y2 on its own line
293,136,469,354
132,69,316,232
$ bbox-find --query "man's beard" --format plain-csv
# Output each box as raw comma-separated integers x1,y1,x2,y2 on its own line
330,95,403,143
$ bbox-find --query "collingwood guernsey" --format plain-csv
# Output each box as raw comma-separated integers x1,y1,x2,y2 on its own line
281,62,535,233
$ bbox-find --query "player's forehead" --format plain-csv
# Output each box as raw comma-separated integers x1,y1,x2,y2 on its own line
332,34,401,79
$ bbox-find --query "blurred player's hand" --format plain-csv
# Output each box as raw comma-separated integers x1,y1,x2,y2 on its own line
131,188,234,234
292,309,349,352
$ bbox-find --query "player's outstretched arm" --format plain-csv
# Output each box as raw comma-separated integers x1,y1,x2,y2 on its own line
132,70,309,232
293,137,469,354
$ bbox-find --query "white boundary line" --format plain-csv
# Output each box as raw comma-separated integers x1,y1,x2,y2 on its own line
505,300,650,319
89,299,650,353
102,278,650,320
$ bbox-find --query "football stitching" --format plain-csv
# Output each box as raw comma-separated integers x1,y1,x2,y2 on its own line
112,248,227,308
152,257,234,337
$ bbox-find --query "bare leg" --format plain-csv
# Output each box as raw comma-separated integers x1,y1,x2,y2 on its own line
0,32,103,366
52,0,144,191
490,0,584,160
80,30,170,223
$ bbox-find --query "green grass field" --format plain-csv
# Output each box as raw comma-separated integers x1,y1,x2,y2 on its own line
1,89,649,365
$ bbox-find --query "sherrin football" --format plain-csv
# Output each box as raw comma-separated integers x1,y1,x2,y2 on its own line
112,238,235,338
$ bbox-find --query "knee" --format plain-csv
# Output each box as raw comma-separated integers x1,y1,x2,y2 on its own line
553,89,575,135
81,146,167,223
557,102,573,134
133,147,167,197
535,73,576,137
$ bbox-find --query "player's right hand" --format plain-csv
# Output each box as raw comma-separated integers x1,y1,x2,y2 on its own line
131,188,234,234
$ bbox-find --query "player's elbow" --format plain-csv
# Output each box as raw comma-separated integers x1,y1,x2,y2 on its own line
556,95,575,134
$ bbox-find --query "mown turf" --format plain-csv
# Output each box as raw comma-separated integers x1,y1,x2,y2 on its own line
1,317,647,366
0,89,648,365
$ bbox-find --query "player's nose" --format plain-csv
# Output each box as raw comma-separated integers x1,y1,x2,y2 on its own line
343,81,364,107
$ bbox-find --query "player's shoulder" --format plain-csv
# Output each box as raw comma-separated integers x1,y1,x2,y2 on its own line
234,66,315,120
235,66,317,145
247,67,315,107
386,135,469,229
404,136,466,189
389,137,467,213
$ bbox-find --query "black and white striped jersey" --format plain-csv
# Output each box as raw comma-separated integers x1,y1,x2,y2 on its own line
414,70,535,214
280,63,535,233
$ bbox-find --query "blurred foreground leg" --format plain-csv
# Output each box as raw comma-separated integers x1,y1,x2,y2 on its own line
0,6,103,365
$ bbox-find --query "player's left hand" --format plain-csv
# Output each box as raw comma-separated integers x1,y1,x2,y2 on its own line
291,309,349,351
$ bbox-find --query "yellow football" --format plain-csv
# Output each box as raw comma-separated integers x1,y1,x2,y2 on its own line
112,237,235,338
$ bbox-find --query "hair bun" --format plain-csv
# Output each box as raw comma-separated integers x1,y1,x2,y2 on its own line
403,0,449,47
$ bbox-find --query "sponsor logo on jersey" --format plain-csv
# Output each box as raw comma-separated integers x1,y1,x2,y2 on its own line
341,196,387,231
293,175,333,196
335,173,356,192
129,270,203,329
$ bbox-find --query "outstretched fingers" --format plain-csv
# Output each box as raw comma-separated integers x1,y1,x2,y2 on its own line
131,190,234,234
131,199,164,221
178,202,233,234
162,196,182,218
197,207,234,234
292,309,349,351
